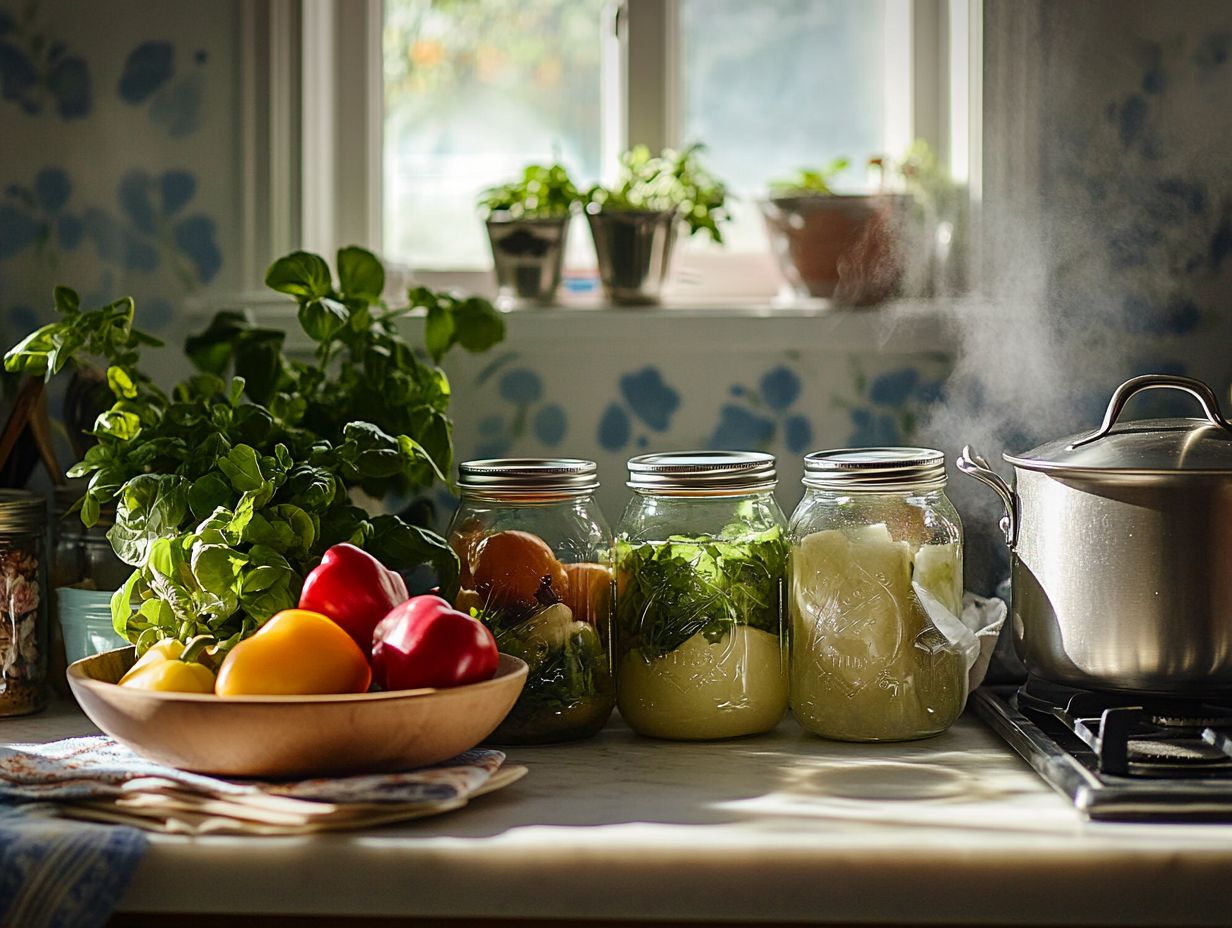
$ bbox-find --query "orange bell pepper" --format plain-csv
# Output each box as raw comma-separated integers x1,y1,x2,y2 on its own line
214,609,373,697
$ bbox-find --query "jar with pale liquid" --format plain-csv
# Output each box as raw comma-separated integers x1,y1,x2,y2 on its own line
788,448,965,742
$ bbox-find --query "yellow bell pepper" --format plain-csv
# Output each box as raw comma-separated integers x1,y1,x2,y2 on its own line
214,608,372,697
118,639,217,694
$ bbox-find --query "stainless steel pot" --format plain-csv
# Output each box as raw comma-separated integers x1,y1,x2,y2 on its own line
585,208,677,305
958,374,1232,695
486,216,569,308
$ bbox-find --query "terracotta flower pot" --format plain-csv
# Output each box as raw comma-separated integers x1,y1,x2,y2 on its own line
760,194,908,306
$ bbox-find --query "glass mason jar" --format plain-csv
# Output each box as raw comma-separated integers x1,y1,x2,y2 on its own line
614,451,789,740
448,458,615,744
0,490,49,717
788,448,965,742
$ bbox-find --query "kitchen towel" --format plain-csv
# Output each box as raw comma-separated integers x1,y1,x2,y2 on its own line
0,804,146,928
0,736,525,835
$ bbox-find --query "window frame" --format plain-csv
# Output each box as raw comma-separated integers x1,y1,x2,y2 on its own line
247,0,982,298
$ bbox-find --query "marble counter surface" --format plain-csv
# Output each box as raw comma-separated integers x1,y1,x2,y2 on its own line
7,700,1232,926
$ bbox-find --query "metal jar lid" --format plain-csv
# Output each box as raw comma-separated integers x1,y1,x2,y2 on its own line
1005,375,1232,476
626,451,777,494
458,458,599,499
803,447,948,492
0,490,47,535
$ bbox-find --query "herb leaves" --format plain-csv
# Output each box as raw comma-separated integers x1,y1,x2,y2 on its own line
615,526,787,661
3,246,499,654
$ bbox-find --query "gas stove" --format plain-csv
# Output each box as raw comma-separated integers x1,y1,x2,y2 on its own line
972,679,1232,821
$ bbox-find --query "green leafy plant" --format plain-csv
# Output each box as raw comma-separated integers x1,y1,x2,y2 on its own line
3,247,504,655
5,287,164,400
767,157,852,197
889,139,960,217
186,247,505,499
478,162,579,220
586,144,730,243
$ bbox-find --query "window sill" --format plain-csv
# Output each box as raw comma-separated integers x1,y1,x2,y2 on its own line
184,291,955,356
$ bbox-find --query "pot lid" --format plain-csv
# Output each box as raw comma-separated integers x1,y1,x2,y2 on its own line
1005,375,1232,474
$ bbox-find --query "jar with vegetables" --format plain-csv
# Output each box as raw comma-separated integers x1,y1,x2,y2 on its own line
448,458,615,744
788,448,966,742
614,452,788,740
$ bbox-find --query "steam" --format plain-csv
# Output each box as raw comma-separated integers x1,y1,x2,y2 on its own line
902,2,1232,591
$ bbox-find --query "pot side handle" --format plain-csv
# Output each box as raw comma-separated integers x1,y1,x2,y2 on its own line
1070,374,1232,450
956,446,1018,548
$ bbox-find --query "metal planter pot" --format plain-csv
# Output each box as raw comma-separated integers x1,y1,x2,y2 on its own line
585,209,677,306
486,216,570,307
959,374,1232,695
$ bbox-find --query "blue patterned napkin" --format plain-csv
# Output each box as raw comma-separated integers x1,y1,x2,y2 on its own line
0,804,146,928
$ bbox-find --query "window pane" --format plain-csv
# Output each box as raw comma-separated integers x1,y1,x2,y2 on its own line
383,0,605,270
677,0,887,252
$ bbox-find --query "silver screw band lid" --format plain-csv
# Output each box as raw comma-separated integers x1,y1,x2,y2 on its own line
458,458,599,498
0,490,47,535
803,447,947,492
626,451,777,493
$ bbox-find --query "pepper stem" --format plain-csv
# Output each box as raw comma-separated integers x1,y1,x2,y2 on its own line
181,634,217,664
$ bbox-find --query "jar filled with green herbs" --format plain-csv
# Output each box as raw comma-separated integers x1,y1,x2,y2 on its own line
614,451,788,740
0,490,49,717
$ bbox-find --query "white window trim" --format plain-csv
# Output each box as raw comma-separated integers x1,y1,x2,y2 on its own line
240,0,985,301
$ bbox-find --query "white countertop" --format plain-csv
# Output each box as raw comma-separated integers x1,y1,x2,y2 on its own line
8,699,1232,926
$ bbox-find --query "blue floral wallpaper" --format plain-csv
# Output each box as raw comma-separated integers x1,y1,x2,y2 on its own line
423,318,955,524
1036,2,1232,404
0,0,238,369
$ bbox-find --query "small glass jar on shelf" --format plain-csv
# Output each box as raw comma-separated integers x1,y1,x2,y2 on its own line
613,451,789,740
447,458,615,744
787,448,966,742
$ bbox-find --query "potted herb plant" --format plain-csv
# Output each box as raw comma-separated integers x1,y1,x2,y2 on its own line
760,156,908,306
585,144,728,305
3,247,504,656
479,162,579,307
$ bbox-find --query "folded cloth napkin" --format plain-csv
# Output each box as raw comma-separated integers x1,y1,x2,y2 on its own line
0,737,525,835
0,804,146,928
0,741,525,928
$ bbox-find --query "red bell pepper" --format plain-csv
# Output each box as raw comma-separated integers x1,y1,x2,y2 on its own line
371,595,499,690
298,543,409,655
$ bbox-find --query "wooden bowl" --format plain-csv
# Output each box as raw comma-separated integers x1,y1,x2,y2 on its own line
67,648,527,778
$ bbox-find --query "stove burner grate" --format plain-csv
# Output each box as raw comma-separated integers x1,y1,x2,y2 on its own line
972,686,1232,822
1012,677,1232,777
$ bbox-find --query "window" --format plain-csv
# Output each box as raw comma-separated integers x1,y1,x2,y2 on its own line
383,0,606,270
676,0,892,253
302,1,973,292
